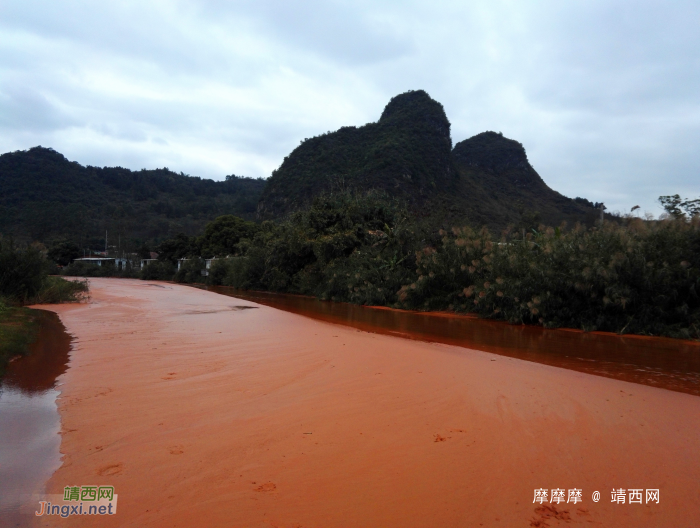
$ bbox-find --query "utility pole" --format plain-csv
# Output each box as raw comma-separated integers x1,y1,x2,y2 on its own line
599,203,606,224
105,230,108,256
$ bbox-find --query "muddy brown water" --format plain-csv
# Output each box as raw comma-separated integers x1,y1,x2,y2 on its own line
0,310,72,527
201,285,700,397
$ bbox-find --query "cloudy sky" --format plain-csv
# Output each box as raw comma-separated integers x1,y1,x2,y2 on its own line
1,0,698,215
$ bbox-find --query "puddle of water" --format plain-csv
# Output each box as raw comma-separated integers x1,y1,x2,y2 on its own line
202,286,700,397
0,310,71,527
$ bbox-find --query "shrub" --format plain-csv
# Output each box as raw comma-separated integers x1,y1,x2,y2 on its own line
32,276,89,304
217,257,253,288
397,218,700,338
214,190,420,301
47,240,80,266
0,305,39,378
0,239,51,303
140,260,176,281
173,257,206,284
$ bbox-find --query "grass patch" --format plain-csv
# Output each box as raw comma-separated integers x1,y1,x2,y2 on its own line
0,298,39,378
32,276,89,304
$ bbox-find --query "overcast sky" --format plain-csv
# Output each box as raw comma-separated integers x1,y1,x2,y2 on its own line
1,0,698,215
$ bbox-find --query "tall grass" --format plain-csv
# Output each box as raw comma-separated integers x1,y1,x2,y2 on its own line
32,276,89,304
398,218,700,338
0,304,39,378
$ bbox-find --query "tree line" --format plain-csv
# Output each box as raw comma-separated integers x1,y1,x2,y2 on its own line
64,190,700,340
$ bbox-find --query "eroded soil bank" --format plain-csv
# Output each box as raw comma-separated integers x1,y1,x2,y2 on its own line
35,278,700,527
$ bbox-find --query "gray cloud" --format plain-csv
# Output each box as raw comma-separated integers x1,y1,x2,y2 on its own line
0,0,698,215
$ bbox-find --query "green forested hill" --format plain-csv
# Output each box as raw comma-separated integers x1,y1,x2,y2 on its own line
444,132,598,229
0,146,266,249
257,90,456,217
258,90,598,229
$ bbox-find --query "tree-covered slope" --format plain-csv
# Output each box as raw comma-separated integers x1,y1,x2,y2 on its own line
0,147,266,247
257,91,597,229
443,131,598,230
257,90,455,217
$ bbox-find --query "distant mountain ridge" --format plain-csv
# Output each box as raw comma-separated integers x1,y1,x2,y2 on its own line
259,90,597,229
1,90,599,249
0,146,265,247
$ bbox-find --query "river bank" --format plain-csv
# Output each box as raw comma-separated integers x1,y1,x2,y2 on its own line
33,278,700,527
0,305,39,379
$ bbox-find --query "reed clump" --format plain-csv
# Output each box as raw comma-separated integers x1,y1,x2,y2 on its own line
397,217,700,338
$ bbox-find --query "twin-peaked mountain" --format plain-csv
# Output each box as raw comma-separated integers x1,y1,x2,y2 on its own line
259,90,596,229
258,90,454,217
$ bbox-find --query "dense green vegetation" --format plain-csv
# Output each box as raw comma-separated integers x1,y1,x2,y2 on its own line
0,146,266,252
0,239,88,376
1,239,87,304
157,191,699,340
396,218,700,339
212,192,420,302
447,132,598,229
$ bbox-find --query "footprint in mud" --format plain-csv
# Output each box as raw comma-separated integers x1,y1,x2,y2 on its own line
254,482,276,492
97,463,123,476
530,505,571,527
162,372,177,380
169,446,184,455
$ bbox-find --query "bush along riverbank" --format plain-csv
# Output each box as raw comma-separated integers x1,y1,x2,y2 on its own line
396,219,700,339
0,238,88,377
0,299,39,378
152,191,699,340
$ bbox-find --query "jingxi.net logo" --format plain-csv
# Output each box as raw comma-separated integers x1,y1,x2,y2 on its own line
35,485,118,518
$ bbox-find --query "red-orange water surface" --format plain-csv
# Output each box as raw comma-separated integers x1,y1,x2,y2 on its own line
203,286,700,396
33,279,700,527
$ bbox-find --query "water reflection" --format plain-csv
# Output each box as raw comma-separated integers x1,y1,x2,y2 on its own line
0,310,71,527
203,286,700,397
